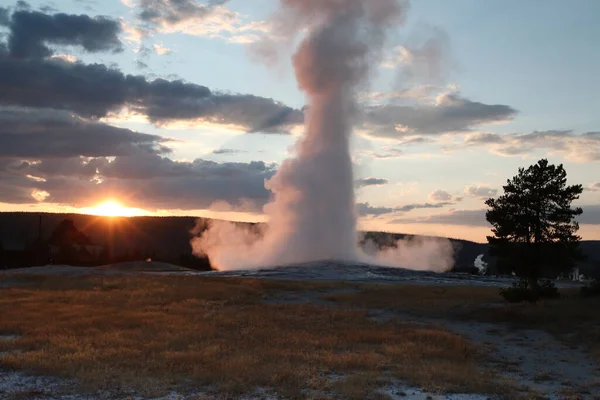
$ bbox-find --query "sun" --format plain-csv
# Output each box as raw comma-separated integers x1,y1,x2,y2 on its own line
83,200,147,217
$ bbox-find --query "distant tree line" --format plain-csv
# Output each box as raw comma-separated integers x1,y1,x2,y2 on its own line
0,218,212,271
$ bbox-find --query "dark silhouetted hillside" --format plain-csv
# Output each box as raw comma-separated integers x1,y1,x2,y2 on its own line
1,212,598,273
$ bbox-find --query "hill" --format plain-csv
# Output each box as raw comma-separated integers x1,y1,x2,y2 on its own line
0,212,598,273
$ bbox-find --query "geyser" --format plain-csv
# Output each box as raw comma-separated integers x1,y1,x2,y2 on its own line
192,0,454,272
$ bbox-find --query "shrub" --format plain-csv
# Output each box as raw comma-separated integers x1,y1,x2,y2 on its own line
500,279,531,303
500,278,559,303
538,279,560,299
580,280,600,298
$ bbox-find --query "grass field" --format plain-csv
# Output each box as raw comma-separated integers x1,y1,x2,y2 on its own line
323,284,600,362
1,275,599,399
0,275,514,399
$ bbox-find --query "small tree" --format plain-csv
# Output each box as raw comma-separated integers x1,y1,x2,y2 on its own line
485,159,583,299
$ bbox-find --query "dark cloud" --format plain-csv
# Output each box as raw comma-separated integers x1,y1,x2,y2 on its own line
0,108,170,158
138,0,229,28
248,106,304,133
0,57,302,132
0,152,275,210
0,8,517,139
212,148,243,155
355,177,388,188
0,59,134,117
18,157,106,179
6,9,122,59
0,175,38,203
0,7,10,26
363,93,517,137
16,1,30,10
357,202,395,217
143,91,302,132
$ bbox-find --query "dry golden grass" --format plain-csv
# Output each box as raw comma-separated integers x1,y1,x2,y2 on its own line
323,283,600,363
0,275,508,399
322,284,501,315
460,292,600,362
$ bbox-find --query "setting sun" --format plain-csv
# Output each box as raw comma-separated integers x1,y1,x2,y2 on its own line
82,201,148,217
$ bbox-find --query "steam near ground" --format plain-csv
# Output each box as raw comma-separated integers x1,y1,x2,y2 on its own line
191,220,454,272
191,0,455,272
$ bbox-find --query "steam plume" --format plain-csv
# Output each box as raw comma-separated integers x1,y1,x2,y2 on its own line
192,0,454,272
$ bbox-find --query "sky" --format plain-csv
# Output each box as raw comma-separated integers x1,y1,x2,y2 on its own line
0,0,599,243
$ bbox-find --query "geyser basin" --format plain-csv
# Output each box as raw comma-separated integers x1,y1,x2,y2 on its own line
195,260,527,288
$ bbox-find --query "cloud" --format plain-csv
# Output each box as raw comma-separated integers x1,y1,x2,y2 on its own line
460,130,600,163
368,147,404,159
355,177,389,188
586,182,600,192
0,7,517,140
362,92,517,138
357,201,453,217
121,19,144,45
465,185,498,199
49,53,78,63
152,42,172,54
212,148,243,155
15,1,30,10
0,152,277,209
400,137,432,145
357,202,395,217
0,8,298,133
382,26,454,85
0,107,170,158
31,189,50,202
428,189,452,202
137,0,228,27
390,209,489,227
580,205,600,225
388,204,600,227
463,132,506,145
127,0,268,44
0,57,302,133
0,7,9,26
361,86,443,103
135,59,149,69
396,202,453,213
5,9,122,59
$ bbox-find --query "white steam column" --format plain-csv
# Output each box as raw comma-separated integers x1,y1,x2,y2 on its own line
191,1,454,273
262,0,406,264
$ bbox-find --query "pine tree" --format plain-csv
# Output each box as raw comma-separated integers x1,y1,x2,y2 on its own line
485,159,583,298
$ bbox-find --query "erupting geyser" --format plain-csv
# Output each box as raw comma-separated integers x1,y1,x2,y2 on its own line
192,0,455,272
